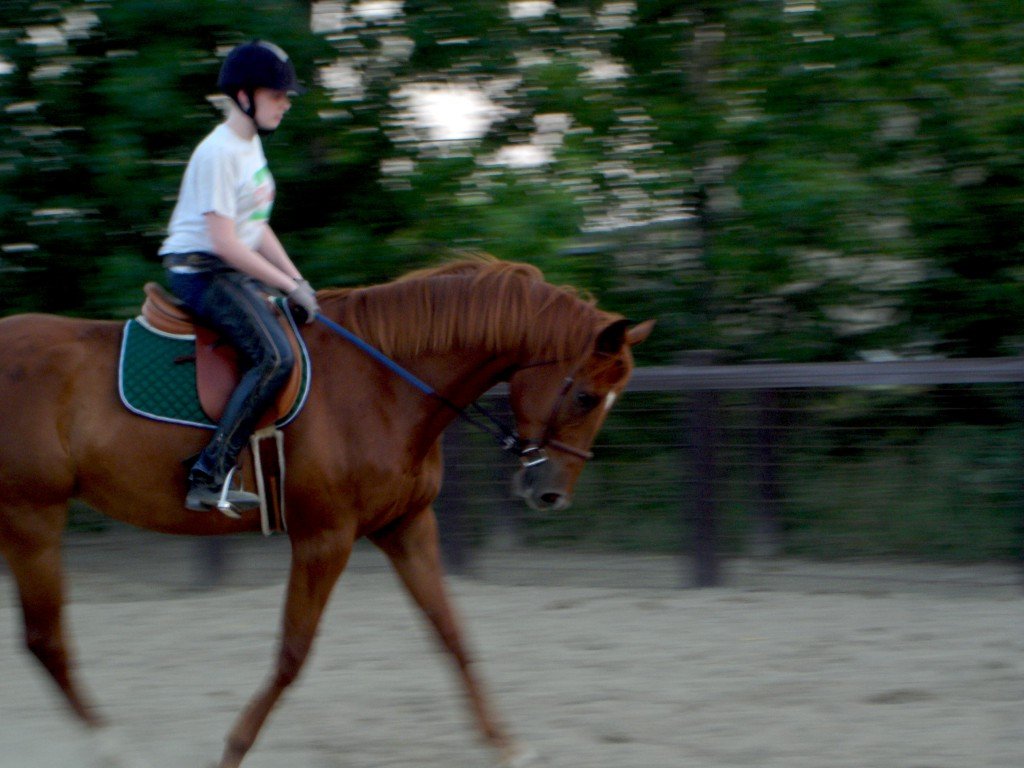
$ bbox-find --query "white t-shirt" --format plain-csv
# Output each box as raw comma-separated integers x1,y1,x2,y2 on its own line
159,123,275,256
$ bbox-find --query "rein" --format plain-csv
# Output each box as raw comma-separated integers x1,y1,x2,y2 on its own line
314,313,592,464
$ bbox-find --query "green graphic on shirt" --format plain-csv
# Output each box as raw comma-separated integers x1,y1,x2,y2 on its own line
249,165,274,221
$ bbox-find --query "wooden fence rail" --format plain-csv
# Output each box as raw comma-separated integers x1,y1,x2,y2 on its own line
197,356,1024,589
437,356,1024,587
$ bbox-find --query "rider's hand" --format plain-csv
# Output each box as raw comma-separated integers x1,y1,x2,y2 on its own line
287,279,319,324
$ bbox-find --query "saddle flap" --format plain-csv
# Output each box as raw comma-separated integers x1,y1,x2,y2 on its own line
195,323,305,431
133,284,306,429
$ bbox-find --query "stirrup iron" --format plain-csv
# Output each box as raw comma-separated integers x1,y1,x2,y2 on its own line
216,466,243,519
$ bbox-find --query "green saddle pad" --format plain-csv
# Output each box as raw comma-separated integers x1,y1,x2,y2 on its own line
118,308,310,430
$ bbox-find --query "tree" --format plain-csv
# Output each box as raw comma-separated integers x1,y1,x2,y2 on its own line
3,1,1024,364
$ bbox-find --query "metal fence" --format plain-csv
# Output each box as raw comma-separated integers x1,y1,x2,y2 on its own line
436,357,1024,587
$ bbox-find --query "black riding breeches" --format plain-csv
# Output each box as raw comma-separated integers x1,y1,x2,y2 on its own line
167,267,295,482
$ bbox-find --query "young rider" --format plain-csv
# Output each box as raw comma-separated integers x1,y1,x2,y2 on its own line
159,40,319,514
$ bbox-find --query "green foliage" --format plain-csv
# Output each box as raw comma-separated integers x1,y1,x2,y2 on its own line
783,423,1022,561
2,0,1024,360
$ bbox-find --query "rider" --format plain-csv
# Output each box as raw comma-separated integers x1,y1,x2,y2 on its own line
159,40,319,514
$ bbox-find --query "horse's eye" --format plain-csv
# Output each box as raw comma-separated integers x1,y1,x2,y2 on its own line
575,391,601,411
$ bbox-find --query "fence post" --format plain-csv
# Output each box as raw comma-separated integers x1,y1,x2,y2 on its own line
485,393,526,550
1016,382,1024,587
194,537,229,588
751,388,784,557
683,351,722,588
437,419,472,575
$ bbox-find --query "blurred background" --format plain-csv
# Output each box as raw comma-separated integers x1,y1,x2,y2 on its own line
2,1,1023,582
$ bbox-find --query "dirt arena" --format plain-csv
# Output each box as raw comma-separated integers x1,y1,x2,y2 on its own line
1,526,1021,768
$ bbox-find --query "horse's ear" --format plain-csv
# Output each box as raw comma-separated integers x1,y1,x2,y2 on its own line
626,319,655,347
594,319,632,355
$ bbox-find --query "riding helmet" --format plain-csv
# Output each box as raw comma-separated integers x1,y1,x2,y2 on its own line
217,40,306,98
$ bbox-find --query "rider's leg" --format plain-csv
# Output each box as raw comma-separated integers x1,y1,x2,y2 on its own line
169,269,295,513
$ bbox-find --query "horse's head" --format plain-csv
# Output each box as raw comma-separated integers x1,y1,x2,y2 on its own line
509,317,655,511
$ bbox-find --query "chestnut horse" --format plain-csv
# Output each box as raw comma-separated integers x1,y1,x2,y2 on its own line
0,257,652,767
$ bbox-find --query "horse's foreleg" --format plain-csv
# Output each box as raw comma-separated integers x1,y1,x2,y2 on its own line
372,508,522,764
0,512,103,727
219,529,352,768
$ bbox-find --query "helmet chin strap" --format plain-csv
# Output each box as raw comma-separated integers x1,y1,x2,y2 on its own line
236,88,276,138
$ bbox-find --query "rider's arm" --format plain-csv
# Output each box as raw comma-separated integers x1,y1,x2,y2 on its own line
255,225,303,284
205,213,298,294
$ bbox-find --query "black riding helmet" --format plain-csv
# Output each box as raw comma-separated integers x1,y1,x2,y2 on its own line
218,40,305,135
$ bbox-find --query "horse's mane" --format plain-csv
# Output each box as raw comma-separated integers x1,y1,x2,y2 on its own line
319,255,618,361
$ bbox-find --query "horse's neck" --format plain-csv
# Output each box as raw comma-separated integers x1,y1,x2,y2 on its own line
416,351,513,406
316,337,512,460
411,345,528,461
315,276,575,451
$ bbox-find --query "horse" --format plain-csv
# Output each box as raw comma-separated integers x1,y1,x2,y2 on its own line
0,256,653,767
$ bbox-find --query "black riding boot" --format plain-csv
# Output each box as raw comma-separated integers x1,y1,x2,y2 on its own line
168,270,296,517
185,344,294,516
185,433,260,516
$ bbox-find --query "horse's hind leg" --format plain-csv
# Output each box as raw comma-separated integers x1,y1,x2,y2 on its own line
372,508,526,766
0,504,103,727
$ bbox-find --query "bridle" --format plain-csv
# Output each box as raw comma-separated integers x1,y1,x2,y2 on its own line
314,312,595,467
514,375,594,467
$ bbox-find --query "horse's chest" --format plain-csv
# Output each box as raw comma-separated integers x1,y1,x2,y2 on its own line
354,460,441,532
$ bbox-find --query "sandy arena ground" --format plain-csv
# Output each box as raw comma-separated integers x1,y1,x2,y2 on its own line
1,527,1021,768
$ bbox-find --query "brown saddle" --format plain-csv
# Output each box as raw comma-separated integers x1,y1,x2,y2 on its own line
141,282,304,430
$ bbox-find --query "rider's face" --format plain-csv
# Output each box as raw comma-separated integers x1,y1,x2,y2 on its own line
251,88,292,131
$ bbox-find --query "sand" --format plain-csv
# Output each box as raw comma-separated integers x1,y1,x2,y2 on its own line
1,529,1021,768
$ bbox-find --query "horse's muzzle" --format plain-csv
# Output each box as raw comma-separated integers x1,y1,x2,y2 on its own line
511,463,572,512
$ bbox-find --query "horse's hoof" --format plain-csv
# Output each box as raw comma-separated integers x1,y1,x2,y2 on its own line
498,746,541,768
90,727,154,768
